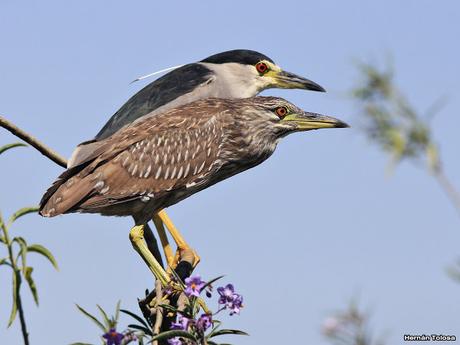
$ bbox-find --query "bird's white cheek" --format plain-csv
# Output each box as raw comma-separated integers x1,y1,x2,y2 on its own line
255,77,273,92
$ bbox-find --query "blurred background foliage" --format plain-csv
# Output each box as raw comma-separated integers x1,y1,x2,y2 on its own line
352,61,460,215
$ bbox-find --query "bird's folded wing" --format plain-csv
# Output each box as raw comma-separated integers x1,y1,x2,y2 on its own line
80,110,226,209
41,102,229,215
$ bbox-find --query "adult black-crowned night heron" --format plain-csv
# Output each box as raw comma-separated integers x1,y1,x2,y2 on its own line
67,49,326,271
40,96,348,286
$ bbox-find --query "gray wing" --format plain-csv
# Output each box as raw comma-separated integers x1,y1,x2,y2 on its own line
95,63,213,140
67,63,214,168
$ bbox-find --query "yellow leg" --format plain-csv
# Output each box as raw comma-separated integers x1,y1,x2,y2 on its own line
130,225,209,313
156,209,200,269
152,215,175,268
129,225,170,286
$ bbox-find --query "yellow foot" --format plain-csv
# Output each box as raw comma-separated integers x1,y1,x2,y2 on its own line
129,225,170,287
152,211,201,270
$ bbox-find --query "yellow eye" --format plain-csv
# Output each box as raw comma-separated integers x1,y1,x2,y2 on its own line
275,106,288,118
255,62,269,74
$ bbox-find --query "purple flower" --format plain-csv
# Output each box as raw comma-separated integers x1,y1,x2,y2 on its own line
102,328,124,345
184,275,206,297
171,314,191,331
228,294,243,315
196,313,213,332
122,331,138,344
217,284,235,304
217,284,244,315
168,337,182,345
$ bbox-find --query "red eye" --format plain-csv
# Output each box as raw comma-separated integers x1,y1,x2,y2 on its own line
275,106,288,117
256,62,269,74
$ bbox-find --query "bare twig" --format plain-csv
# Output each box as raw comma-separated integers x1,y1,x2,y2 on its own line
152,280,164,345
434,169,460,217
0,115,67,168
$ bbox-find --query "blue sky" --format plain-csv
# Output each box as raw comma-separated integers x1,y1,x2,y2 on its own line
1,1,459,344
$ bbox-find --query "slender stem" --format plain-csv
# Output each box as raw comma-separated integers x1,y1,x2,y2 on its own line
434,168,460,218
1,222,30,345
0,115,67,168
16,284,30,345
152,280,164,345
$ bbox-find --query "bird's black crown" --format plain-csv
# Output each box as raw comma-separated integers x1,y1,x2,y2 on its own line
201,49,274,65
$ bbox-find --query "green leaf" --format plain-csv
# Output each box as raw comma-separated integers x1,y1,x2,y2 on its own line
128,324,153,336
13,237,28,269
96,304,111,329
114,300,121,323
0,211,7,232
24,266,39,306
27,244,59,270
150,330,197,343
0,142,27,155
0,257,11,267
209,329,249,338
120,309,151,330
8,206,39,226
202,275,225,292
159,303,179,313
75,304,106,332
7,270,21,327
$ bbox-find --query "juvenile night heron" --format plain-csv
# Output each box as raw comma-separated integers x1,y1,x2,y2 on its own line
40,96,348,286
67,49,326,270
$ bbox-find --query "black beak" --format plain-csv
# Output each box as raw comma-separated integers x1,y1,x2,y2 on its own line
276,70,326,92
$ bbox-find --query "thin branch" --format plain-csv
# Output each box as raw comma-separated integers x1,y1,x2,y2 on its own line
0,115,67,168
152,280,164,345
16,286,30,345
434,168,460,217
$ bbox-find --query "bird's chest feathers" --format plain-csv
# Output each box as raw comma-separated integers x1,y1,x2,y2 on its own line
226,130,277,170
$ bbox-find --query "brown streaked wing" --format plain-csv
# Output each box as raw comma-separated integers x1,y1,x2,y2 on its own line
77,102,227,210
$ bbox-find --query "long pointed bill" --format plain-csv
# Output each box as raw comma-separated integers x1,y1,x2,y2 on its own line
282,111,349,131
274,70,326,92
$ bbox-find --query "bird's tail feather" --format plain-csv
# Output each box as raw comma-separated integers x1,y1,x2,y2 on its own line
39,170,95,217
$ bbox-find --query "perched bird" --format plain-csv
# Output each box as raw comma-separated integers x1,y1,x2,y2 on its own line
40,96,348,285
69,50,325,167
66,49,326,270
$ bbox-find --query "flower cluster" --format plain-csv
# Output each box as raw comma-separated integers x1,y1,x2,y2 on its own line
169,313,213,345
171,313,213,333
217,284,243,315
167,275,244,345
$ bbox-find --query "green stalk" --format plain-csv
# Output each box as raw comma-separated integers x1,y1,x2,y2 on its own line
1,221,30,345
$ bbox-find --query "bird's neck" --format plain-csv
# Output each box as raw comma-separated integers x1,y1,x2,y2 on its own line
200,62,267,98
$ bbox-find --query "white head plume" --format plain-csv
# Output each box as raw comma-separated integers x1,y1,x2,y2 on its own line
130,64,184,84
